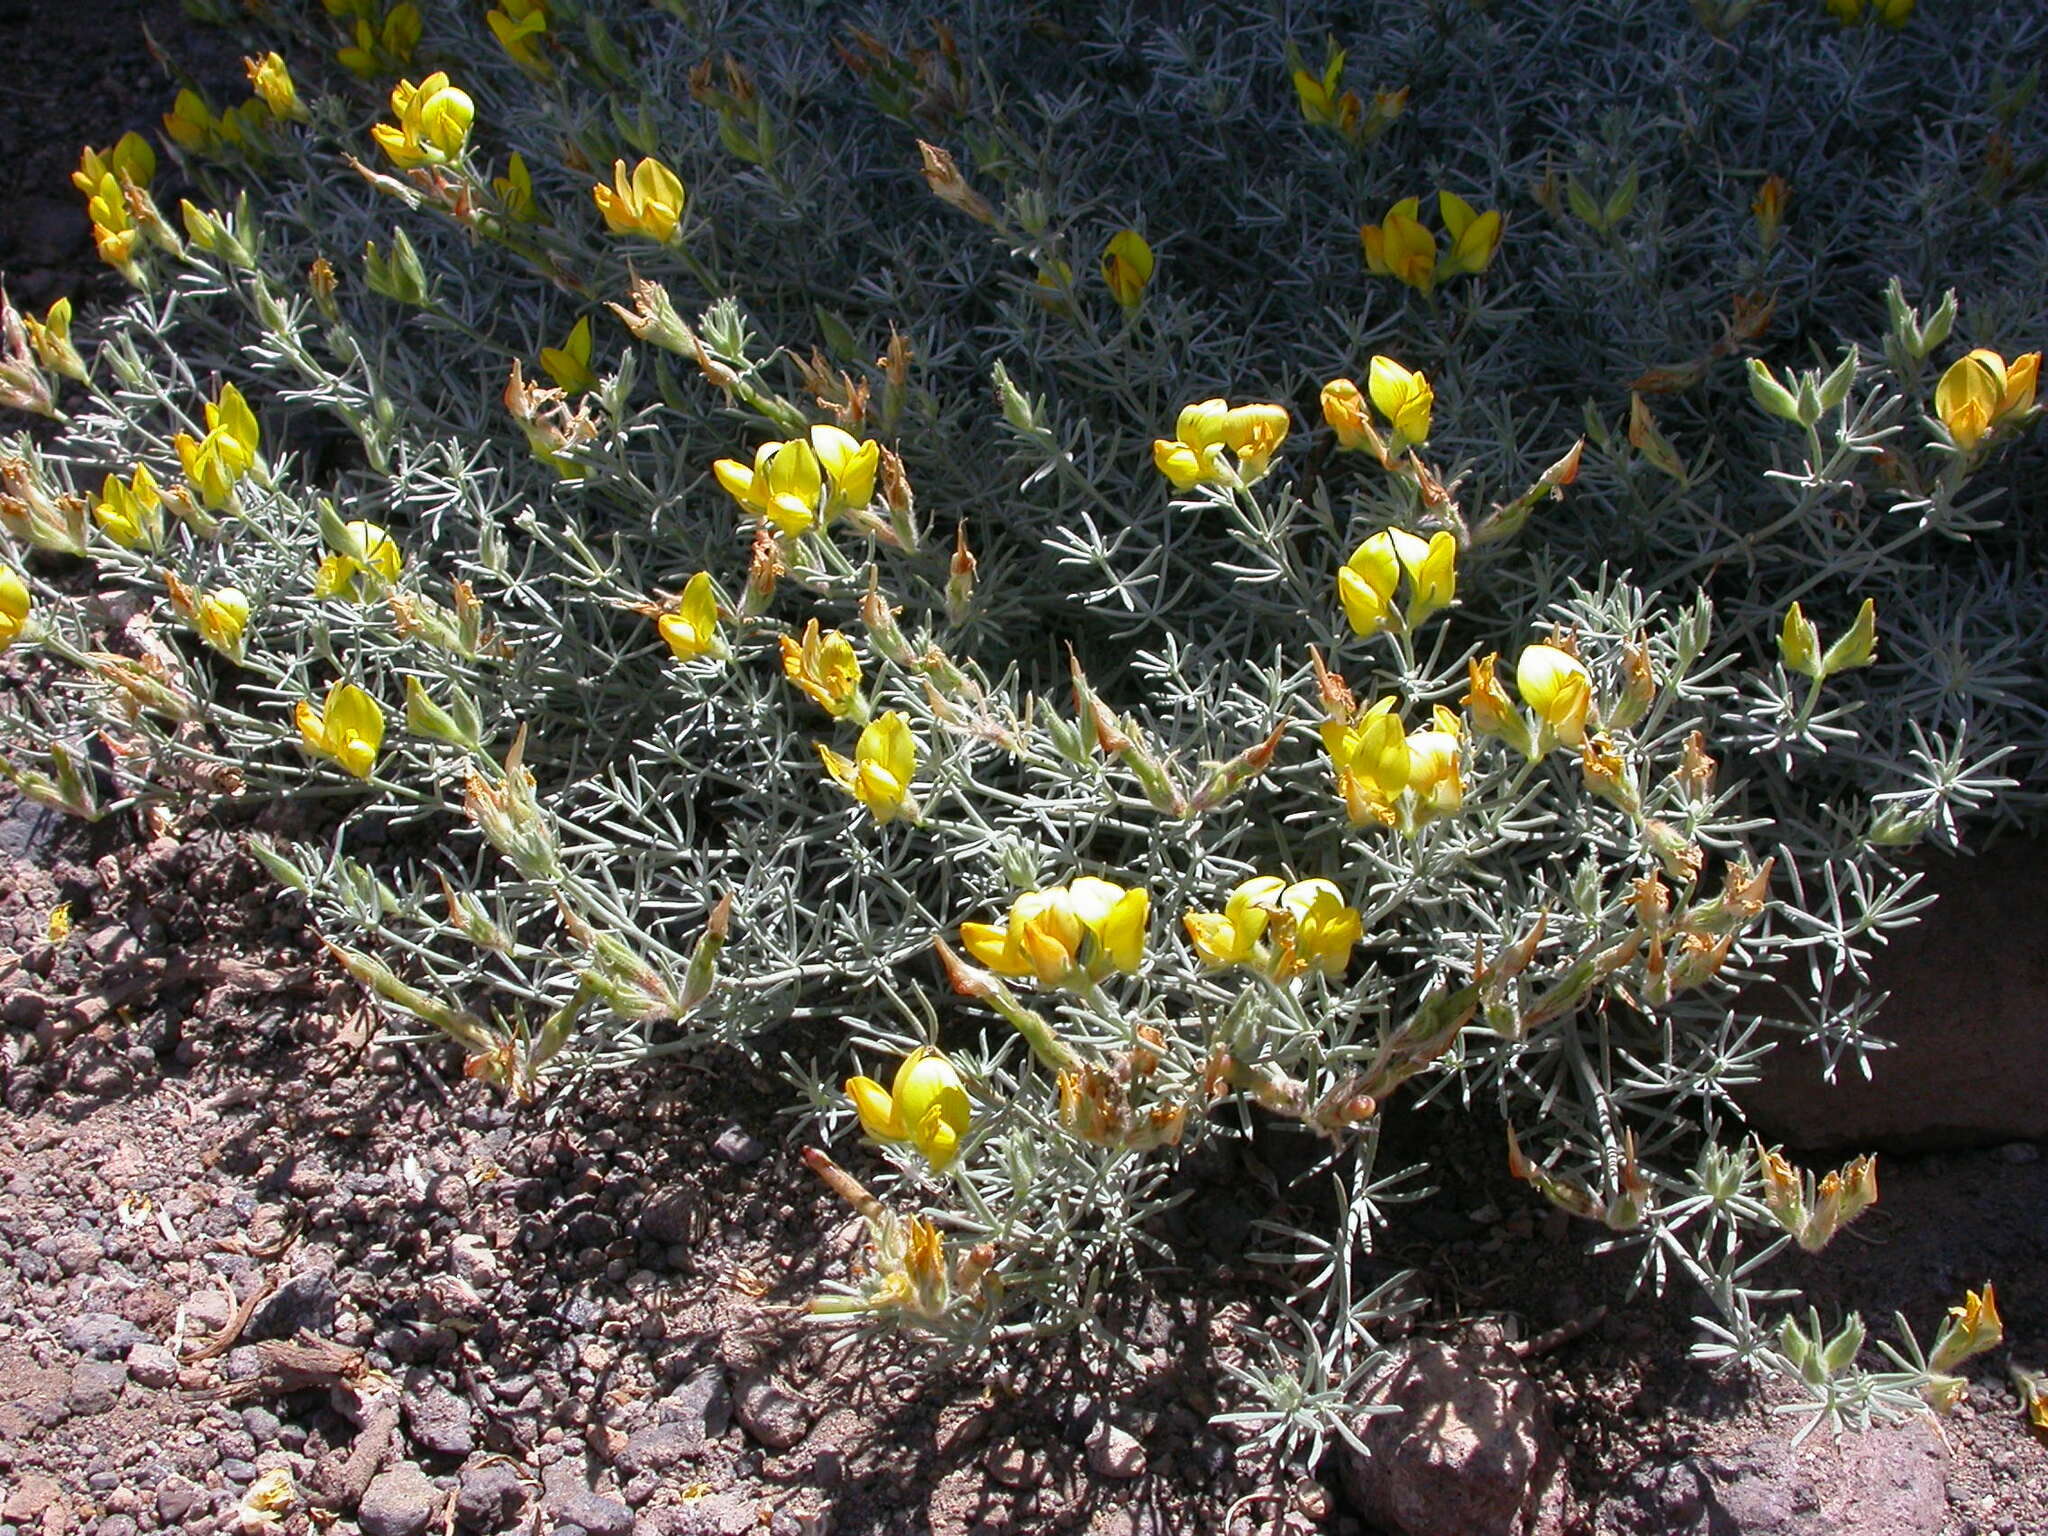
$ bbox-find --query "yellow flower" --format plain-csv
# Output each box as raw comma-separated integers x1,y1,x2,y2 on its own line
847,1046,970,1170
1185,875,1361,980
487,0,551,74
539,316,597,395
194,587,252,662
0,567,31,650
22,298,85,383
818,710,918,824
961,877,1150,988
1404,707,1466,818
312,520,403,601
1366,356,1434,456
1339,527,1456,634
93,465,164,551
713,437,823,535
371,73,474,170
1515,644,1595,747
338,3,421,77
1935,347,2038,450
809,424,880,516
1361,197,1437,291
296,680,384,779
163,90,222,154
1101,229,1154,309
173,384,261,511
1320,378,1382,457
1292,47,1355,129
73,134,156,197
493,152,541,224
1151,398,1290,490
780,619,864,718
246,53,308,123
1437,191,1503,277
1321,697,1412,825
657,571,723,661
592,157,686,244
1338,535,1399,636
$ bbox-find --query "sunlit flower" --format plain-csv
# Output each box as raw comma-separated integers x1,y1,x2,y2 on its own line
961,877,1150,988
592,157,686,243
246,52,308,123
312,520,403,601
1934,347,2038,450
486,0,551,74
1367,356,1434,456
492,151,541,224
296,680,385,779
1338,526,1457,634
1321,696,1413,826
370,73,474,169
846,1046,971,1170
1184,875,1361,980
1515,643,1595,747
714,436,823,536
657,571,724,662
818,710,918,824
1151,398,1290,490
781,620,864,718
172,384,261,511
93,464,164,551
1404,707,1466,818
0,567,31,650
194,587,251,663
810,424,880,517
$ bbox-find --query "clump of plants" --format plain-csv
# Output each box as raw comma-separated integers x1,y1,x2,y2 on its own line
3,0,2043,1456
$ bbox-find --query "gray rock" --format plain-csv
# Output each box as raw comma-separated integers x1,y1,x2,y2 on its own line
448,1234,502,1289
641,1493,757,1535
359,1463,441,1536
63,1312,146,1360
1597,1421,1946,1536
1085,1422,1147,1479
657,1368,731,1441
711,1124,767,1164
242,1405,283,1444
637,1189,698,1246
155,1479,203,1525
403,1375,476,1457
124,1342,179,1389
248,1271,340,1341
733,1369,811,1451
1336,1335,1567,1536
95,1517,138,1536
557,1491,633,1536
454,1461,525,1531
616,1422,707,1477
984,1440,1045,1489
68,1360,128,1416
220,1459,259,1484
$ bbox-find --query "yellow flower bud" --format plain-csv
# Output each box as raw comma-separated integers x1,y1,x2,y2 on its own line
371,73,474,169
93,465,164,551
1935,348,2038,450
1101,228,1154,309
1515,643,1594,747
1438,190,1503,277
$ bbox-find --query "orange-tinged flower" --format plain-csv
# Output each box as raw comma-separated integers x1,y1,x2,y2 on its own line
1935,348,2038,449
1185,875,1361,980
960,877,1149,988
1361,197,1436,291
780,620,863,718
592,157,686,243
1152,398,1290,490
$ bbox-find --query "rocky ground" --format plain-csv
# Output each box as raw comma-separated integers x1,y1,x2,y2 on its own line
4,4,2048,1535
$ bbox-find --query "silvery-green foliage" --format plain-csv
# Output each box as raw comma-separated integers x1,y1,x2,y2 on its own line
2,0,2040,1455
